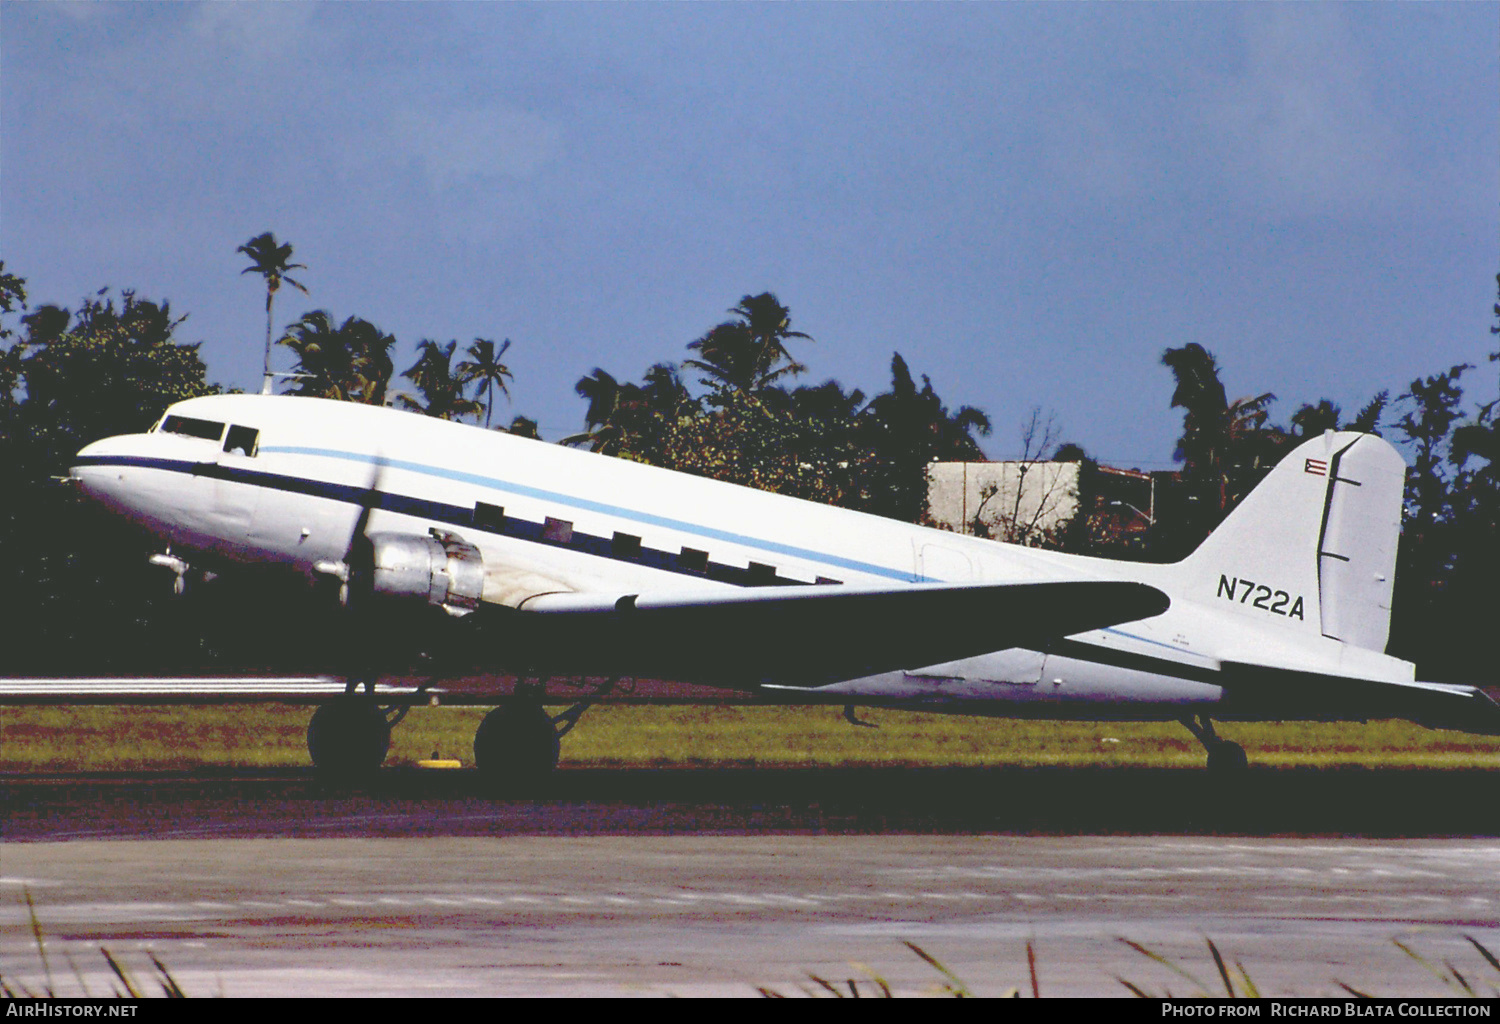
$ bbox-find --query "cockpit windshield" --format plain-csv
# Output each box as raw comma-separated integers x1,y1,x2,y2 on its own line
160,415,226,442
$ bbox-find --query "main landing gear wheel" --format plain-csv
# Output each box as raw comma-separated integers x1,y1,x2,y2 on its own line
308,698,392,778
474,702,561,788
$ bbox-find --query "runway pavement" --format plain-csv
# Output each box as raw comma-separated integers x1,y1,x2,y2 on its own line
2,768,1498,998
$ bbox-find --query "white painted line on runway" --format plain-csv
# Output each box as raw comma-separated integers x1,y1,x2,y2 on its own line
718,894,770,906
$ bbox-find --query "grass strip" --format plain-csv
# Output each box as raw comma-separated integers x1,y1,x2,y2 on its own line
3,704,1498,772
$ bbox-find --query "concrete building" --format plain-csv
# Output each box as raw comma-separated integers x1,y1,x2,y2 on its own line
925,459,1158,550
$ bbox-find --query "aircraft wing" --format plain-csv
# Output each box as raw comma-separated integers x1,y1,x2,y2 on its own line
483,579,1170,687
1215,662,1500,736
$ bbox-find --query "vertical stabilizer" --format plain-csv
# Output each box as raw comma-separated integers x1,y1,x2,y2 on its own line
1174,432,1405,652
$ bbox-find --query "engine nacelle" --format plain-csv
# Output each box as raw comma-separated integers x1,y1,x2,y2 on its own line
361,530,485,617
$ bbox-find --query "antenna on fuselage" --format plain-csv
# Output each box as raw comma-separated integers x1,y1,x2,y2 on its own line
261,371,314,395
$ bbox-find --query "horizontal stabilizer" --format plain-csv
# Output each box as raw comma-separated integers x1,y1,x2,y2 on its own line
501,579,1169,687
1216,662,1500,736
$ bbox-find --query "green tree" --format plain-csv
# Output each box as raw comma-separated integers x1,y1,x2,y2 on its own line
456,337,515,428
1288,392,1387,438
1289,399,1341,438
238,232,308,392
1393,365,1469,531
0,262,28,416
13,291,217,470
397,339,483,421
652,389,877,508
0,285,222,675
859,352,992,522
1160,343,1280,538
788,379,867,423
0,261,25,338
504,414,541,439
278,311,396,405
1346,391,1389,435
566,363,695,459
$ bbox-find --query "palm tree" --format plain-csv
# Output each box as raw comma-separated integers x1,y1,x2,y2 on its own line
639,362,696,420
456,337,514,428
565,367,630,452
397,339,483,420
278,311,395,404
685,293,812,397
237,233,308,393
732,292,812,386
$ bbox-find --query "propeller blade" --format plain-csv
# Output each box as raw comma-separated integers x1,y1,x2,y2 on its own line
340,451,387,694
340,452,385,608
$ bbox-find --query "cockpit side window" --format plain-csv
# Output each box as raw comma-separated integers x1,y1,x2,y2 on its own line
223,424,259,457
161,415,225,442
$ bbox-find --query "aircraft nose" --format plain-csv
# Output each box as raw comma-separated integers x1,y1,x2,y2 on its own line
69,436,131,506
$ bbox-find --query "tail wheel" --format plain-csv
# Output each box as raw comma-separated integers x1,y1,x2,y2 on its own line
474,702,561,785
308,698,391,777
1206,740,1249,776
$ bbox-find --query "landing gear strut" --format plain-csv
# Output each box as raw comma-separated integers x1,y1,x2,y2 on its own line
1182,714,1249,776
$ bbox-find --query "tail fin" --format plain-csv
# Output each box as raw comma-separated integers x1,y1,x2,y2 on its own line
1175,431,1405,652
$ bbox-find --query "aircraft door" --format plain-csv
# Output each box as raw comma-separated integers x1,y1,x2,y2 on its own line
211,425,263,551
919,544,976,583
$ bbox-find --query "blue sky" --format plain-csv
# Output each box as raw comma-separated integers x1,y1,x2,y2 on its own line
3,2,1496,469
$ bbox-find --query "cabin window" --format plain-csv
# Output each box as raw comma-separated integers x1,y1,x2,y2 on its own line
223,425,259,457
747,562,777,585
543,517,573,545
679,548,708,572
161,415,225,442
612,532,642,559
474,502,505,532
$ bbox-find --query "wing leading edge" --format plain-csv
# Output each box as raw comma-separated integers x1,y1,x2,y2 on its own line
493,579,1171,687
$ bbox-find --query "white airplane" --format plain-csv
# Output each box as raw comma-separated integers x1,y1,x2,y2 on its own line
50,392,1499,779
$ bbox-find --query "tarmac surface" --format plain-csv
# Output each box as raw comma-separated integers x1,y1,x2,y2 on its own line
2,766,1498,998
